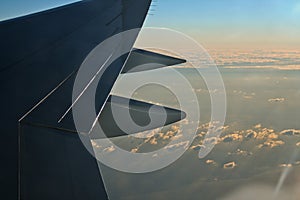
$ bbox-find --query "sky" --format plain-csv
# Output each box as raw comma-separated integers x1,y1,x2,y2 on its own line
145,0,300,49
1,0,300,49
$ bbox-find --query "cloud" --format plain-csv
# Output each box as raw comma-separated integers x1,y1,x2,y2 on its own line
191,144,205,151
280,129,300,136
149,137,158,145
190,123,300,156
130,148,138,153
254,124,262,129
162,130,177,140
163,141,189,151
279,163,292,168
103,145,116,153
206,49,300,70
258,139,285,148
113,121,300,161
223,161,237,169
228,149,253,156
206,159,217,166
91,140,101,149
222,133,243,143
256,127,276,140
245,130,258,139
203,137,219,146
243,95,254,99
268,98,285,103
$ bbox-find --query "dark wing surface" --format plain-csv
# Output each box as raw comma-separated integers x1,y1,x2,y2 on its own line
0,1,152,199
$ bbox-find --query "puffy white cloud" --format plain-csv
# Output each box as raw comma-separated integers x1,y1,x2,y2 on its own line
228,149,252,156
206,159,217,166
223,161,237,169
190,144,205,151
203,137,219,146
258,139,285,148
245,130,257,139
254,124,262,129
280,129,300,136
149,137,158,145
256,128,276,140
103,145,116,153
279,163,293,168
268,98,285,103
163,141,189,151
91,140,101,149
222,133,243,143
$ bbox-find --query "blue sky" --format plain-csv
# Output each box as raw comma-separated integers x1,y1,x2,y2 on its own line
145,0,300,48
0,0,80,20
1,0,299,49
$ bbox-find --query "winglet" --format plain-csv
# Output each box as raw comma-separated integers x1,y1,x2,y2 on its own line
121,48,186,73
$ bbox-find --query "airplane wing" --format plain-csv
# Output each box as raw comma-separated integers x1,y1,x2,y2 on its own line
0,0,186,199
